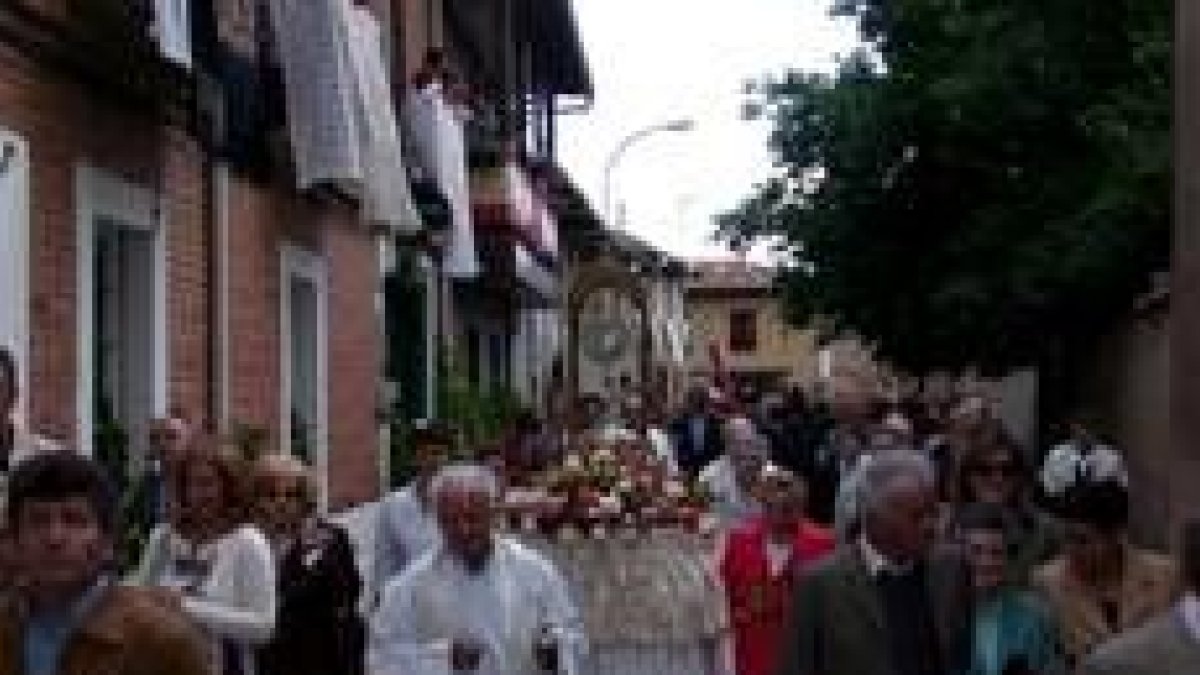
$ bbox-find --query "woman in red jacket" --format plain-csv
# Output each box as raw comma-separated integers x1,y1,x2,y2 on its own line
719,465,835,675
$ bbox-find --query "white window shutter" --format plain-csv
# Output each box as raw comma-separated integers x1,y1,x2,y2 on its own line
153,0,192,69
0,128,30,423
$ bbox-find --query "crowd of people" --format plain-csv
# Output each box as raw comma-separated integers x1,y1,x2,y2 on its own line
678,379,1198,675
1,339,1199,675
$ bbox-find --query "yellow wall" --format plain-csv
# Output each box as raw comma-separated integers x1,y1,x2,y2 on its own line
685,293,820,388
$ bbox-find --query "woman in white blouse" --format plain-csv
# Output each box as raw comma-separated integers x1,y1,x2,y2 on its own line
132,444,277,675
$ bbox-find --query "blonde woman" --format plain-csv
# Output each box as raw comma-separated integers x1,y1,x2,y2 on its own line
252,454,364,675
133,443,277,675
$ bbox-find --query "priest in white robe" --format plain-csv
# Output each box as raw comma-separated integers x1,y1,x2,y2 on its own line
369,464,585,675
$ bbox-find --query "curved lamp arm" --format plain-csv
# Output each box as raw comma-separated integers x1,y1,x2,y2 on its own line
601,119,694,226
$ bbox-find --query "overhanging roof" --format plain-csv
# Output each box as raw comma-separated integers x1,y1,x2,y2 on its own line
523,0,593,97
446,0,593,98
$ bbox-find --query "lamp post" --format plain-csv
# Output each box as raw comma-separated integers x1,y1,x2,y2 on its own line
601,119,694,227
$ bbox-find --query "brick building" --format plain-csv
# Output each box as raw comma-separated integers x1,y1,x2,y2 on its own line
380,0,592,426
0,0,391,508
0,0,594,505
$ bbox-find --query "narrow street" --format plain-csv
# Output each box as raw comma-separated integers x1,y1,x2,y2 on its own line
0,1,1190,675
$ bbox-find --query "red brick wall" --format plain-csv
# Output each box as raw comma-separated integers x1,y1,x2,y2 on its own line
224,179,285,450
0,43,190,443
325,217,382,506
2,40,383,507
162,127,211,423
225,180,382,508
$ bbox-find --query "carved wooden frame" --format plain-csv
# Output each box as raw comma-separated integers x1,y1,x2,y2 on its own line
565,258,653,428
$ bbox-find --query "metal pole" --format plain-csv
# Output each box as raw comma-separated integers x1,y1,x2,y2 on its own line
601,119,695,227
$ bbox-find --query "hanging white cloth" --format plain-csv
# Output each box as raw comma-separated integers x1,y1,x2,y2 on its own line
267,0,363,192
152,0,192,69
402,86,480,279
402,85,444,187
342,5,421,234
437,99,480,279
537,202,559,261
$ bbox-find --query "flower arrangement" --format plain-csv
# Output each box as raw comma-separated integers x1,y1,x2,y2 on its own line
1039,439,1128,497
515,438,708,535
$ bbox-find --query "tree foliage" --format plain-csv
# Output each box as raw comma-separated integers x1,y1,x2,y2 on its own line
720,0,1170,375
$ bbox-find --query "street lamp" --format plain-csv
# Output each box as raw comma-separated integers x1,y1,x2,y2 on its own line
601,118,694,227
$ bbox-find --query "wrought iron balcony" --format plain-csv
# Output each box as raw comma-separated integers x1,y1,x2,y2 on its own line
0,0,194,117
69,0,191,108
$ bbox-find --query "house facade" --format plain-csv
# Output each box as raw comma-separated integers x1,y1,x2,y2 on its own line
0,0,432,508
684,260,823,398
381,0,592,431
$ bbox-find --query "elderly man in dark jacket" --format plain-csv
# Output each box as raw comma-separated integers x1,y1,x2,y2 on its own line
777,451,973,675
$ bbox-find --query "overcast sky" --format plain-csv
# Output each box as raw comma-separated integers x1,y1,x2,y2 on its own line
557,0,860,261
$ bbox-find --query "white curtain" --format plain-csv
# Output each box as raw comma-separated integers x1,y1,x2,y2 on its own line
343,5,421,233
0,130,29,424
403,87,480,279
267,0,362,192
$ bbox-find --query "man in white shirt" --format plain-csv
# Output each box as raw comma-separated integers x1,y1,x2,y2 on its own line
1083,520,1200,675
369,463,585,675
373,423,452,603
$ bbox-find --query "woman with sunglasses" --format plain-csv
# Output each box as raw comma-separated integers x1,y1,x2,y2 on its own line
252,454,364,675
947,424,1059,585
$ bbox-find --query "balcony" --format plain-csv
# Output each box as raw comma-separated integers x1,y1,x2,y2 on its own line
471,162,557,258
0,0,193,116
469,162,561,306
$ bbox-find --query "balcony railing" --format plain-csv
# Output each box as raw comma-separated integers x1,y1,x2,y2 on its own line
464,103,514,170
8,0,195,115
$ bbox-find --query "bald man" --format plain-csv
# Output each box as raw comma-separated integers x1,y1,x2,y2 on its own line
369,464,584,675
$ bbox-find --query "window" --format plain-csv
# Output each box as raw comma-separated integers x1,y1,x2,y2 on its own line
280,245,329,509
77,167,168,459
0,130,29,423
729,309,758,353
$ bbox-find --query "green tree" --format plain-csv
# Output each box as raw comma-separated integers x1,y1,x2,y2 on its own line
720,0,1170,378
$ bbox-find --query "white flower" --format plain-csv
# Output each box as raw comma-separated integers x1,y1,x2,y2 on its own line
1039,441,1128,495
1083,443,1128,485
